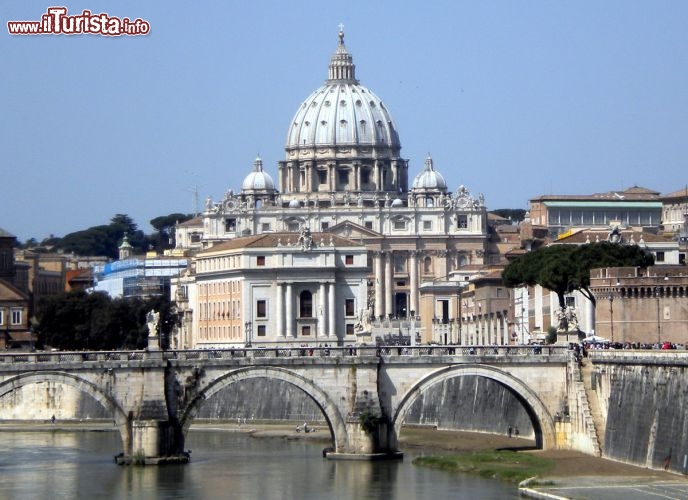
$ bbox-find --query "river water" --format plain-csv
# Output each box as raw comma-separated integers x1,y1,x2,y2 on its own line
0,430,518,499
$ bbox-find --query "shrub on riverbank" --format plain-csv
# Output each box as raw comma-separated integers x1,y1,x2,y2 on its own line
413,450,554,483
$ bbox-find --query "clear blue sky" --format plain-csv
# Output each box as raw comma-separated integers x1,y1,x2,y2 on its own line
3,1,687,242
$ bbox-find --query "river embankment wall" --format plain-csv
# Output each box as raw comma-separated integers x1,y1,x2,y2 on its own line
591,352,688,474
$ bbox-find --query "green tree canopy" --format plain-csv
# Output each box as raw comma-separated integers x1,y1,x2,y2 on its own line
502,242,654,308
35,291,179,350
149,213,193,252
491,209,527,223
50,214,147,258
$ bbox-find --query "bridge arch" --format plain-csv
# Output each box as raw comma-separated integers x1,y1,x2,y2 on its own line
392,364,556,449
180,366,348,452
0,371,131,453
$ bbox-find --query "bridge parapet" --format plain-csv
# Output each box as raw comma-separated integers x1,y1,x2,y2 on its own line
589,350,688,366
0,345,570,367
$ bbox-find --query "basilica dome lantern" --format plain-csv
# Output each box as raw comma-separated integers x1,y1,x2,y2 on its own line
279,28,408,207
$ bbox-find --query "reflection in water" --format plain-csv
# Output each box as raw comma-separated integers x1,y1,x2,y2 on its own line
0,430,518,499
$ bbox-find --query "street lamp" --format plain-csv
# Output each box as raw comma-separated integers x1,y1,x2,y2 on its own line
244,321,253,347
653,287,661,346
608,293,614,344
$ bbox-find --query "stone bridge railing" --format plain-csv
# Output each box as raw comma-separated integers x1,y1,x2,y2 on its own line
0,344,569,366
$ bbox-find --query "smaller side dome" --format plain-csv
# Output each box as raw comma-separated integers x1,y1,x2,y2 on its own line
391,198,404,207
412,155,447,191
242,156,276,192
288,199,301,208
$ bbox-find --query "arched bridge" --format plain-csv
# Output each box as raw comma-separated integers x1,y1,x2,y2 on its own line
0,345,572,463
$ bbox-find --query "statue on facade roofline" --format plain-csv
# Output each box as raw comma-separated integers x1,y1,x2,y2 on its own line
297,226,313,251
608,225,623,244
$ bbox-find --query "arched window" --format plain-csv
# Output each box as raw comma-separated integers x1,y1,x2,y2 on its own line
299,290,313,318
423,256,432,274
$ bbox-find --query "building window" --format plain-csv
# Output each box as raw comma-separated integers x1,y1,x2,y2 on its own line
301,325,311,336
321,222,329,231
423,220,432,230
345,255,354,265
423,256,432,274
394,219,406,230
288,222,300,232
458,215,468,229
225,218,236,232
346,323,355,336
261,223,271,232
318,170,327,185
394,253,406,272
656,251,665,262
190,233,201,243
565,296,575,308
257,325,266,337
345,298,355,317
361,170,370,184
0,310,3,325
299,290,313,318
338,170,349,186
256,300,267,318
257,256,266,266
364,221,373,229
11,309,22,325
425,197,434,208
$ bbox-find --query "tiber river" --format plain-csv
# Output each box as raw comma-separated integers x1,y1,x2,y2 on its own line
0,429,519,499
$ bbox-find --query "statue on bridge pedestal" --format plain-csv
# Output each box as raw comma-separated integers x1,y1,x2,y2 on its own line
146,309,161,351
147,310,160,337
354,308,372,335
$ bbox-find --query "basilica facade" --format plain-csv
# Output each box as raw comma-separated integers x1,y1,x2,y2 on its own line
173,30,492,348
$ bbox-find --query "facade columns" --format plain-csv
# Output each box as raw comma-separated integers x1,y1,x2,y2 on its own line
409,251,418,315
385,252,393,318
319,282,327,338
286,283,294,338
276,283,284,337
329,163,335,192
328,282,336,338
374,252,384,318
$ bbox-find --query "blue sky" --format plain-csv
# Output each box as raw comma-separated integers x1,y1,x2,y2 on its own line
3,1,687,242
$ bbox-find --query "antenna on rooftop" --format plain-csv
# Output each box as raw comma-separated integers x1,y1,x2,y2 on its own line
186,185,200,216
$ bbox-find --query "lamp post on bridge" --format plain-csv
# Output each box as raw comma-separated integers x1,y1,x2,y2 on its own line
244,321,253,348
654,287,661,346
608,293,614,344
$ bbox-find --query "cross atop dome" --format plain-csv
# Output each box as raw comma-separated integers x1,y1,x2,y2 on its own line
328,25,357,83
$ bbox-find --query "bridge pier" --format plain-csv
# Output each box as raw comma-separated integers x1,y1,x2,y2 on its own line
326,417,402,460
116,419,188,465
